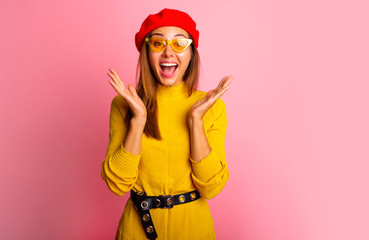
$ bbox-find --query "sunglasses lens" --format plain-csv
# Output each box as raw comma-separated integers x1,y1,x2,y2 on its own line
148,38,166,51
171,39,190,52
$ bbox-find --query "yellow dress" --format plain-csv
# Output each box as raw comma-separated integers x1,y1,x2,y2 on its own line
101,81,229,240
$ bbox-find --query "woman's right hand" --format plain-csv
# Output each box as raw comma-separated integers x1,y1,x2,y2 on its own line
107,68,147,125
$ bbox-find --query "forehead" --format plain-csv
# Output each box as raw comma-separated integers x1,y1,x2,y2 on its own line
151,26,190,38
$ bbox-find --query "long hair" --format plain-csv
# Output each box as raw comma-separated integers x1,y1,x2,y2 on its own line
125,37,200,140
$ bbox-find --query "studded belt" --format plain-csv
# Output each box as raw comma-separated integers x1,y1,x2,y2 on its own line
130,189,201,239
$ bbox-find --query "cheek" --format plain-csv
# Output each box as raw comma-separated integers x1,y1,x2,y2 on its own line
148,51,160,70
180,52,192,69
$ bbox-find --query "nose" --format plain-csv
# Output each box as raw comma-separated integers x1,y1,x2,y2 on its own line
162,43,175,57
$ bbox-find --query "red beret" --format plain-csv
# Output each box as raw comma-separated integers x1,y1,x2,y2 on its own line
135,8,199,51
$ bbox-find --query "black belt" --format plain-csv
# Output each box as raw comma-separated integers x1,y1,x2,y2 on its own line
130,189,201,239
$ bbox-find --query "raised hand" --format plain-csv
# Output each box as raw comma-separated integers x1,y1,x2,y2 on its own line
107,68,147,124
188,75,232,126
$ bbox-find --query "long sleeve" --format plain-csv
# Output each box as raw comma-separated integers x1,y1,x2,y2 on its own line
190,98,229,199
101,95,141,196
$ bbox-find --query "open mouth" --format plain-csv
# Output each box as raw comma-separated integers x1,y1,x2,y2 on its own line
160,62,178,77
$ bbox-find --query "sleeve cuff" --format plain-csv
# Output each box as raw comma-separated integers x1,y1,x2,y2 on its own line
190,149,223,182
110,143,141,176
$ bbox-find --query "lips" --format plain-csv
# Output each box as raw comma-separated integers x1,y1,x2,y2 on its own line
160,62,178,78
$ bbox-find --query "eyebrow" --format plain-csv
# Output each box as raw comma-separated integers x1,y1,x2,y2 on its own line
150,33,188,38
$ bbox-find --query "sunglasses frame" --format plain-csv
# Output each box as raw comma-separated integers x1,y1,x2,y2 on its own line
145,37,193,53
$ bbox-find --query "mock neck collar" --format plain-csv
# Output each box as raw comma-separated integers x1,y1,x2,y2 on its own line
156,81,189,98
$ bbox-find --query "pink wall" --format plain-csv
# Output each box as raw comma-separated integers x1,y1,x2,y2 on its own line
1,0,368,239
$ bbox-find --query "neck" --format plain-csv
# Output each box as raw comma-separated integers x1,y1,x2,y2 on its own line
156,80,189,98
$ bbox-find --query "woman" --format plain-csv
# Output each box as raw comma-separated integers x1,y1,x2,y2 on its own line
101,8,232,240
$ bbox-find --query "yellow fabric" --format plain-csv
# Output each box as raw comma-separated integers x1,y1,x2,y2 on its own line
101,81,229,240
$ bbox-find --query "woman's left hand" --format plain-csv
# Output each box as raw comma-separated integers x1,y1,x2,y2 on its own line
188,75,232,127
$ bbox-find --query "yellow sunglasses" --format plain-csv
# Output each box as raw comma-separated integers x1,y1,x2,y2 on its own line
145,37,193,53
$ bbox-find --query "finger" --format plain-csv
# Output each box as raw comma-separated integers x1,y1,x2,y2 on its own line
108,69,117,80
214,85,231,99
209,82,231,101
214,78,226,92
108,71,127,91
205,89,215,100
109,68,123,83
107,72,117,82
222,77,232,89
215,76,232,94
108,69,123,86
109,79,123,92
107,72,121,88
220,76,233,88
214,76,232,93
220,76,230,85
128,84,139,97
109,80,133,102
108,79,120,93
109,77,128,94
207,89,214,96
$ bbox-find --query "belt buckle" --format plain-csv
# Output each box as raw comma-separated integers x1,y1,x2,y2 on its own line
159,195,174,208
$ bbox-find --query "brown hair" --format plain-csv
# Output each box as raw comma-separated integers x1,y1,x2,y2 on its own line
125,39,200,140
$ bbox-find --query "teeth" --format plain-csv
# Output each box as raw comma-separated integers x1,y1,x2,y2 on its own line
160,63,178,67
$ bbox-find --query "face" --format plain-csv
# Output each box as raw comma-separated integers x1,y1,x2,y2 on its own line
148,26,192,87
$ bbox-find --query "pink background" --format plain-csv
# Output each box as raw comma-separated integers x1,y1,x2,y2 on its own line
1,0,368,239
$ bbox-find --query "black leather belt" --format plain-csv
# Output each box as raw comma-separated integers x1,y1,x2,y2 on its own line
130,189,201,239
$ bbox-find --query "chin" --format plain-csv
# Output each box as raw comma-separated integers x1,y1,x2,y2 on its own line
158,77,181,87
